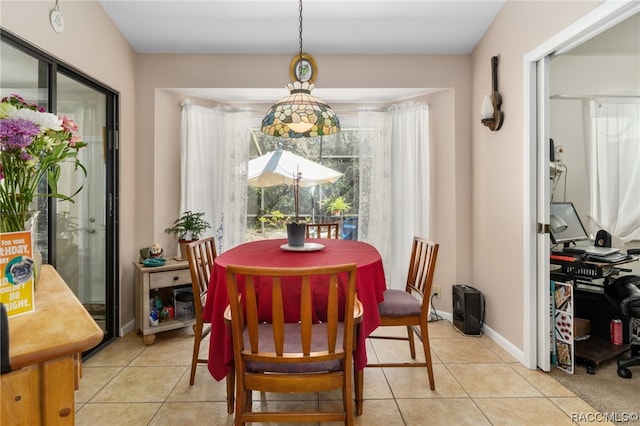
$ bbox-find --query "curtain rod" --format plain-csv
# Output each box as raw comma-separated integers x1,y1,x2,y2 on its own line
551,94,640,100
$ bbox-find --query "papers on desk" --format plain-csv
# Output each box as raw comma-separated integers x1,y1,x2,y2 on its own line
581,246,620,256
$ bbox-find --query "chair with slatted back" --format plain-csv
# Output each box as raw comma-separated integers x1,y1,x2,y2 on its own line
366,236,439,390
185,238,234,413
305,222,340,239
225,263,360,425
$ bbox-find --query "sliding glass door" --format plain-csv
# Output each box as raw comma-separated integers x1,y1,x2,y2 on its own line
1,30,119,352
55,74,109,329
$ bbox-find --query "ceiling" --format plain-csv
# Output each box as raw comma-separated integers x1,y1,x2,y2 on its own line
97,0,505,104
564,12,639,56
95,1,638,104
98,0,506,55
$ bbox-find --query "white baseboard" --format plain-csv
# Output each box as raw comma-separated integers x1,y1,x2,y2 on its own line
120,319,135,337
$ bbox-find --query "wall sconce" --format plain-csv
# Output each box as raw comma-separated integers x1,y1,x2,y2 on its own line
480,56,504,131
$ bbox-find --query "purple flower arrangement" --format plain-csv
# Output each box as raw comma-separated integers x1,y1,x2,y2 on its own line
0,94,87,232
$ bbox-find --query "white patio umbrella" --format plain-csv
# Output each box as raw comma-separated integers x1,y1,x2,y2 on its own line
247,149,343,188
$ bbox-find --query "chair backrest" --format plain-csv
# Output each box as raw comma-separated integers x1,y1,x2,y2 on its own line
405,237,439,306
305,222,340,239
225,263,357,373
185,237,217,319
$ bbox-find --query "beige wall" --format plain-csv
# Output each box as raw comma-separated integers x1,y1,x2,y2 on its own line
471,1,602,350
1,0,138,329
139,54,474,334
2,1,607,358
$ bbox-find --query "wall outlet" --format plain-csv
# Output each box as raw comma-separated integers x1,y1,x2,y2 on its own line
433,285,441,299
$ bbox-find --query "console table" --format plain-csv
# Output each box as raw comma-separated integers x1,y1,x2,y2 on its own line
133,259,195,345
1,265,103,425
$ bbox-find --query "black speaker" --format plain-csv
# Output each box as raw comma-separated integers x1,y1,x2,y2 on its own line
595,230,612,248
452,284,484,335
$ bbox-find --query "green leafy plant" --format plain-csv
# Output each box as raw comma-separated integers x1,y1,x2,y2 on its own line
164,211,211,241
325,196,351,216
259,210,288,230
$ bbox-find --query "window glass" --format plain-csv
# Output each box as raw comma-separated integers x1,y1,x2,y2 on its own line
246,129,360,240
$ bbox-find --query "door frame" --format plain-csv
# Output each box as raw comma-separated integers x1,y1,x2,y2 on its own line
0,29,120,353
523,0,640,370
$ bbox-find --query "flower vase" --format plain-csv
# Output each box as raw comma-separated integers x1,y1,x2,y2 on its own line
286,223,306,247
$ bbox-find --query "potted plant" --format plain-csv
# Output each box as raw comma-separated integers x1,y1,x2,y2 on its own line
286,170,306,247
326,196,351,216
165,211,211,259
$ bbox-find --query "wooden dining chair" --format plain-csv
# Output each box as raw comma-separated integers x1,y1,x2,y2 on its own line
305,222,340,239
225,263,360,425
185,238,234,413
366,236,439,390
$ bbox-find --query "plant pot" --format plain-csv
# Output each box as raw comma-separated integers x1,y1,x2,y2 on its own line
178,239,195,260
286,223,306,247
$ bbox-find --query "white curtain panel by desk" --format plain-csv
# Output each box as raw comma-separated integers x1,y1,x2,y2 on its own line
180,101,252,252
359,102,430,289
589,99,640,242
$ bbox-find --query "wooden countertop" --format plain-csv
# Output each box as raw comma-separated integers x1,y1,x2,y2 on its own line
8,265,104,370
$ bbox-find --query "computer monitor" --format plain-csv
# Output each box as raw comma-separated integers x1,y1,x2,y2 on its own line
549,202,589,245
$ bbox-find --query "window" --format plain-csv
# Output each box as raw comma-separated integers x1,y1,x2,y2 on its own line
246,129,360,240
588,99,640,242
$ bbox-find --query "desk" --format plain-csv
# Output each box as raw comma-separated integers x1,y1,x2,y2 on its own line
203,239,386,381
1,266,103,425
550,253,638,373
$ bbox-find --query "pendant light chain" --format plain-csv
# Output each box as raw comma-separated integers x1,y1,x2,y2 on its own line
261,0,340,138
298,0,303,63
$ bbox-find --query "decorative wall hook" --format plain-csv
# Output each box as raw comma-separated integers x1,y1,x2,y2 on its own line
481,56,504,131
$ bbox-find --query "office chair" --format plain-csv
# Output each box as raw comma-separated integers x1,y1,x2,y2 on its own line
604,273,640,378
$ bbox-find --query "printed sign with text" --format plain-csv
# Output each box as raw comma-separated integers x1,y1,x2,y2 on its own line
1,231,35,317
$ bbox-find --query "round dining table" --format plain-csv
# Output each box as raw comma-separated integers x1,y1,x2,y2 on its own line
202,238,387,381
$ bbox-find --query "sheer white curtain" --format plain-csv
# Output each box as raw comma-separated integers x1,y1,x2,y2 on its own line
589,98,640,242
358,108,391,275
358,101,430,288
180,101,252,253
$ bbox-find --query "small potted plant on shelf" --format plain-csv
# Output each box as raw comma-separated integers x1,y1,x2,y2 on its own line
165,211,211,260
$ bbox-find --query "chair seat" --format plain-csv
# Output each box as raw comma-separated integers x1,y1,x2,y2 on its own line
244,323,345,373
378,289,421,317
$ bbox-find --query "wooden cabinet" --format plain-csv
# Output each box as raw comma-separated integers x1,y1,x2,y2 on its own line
133,259,195,345
1,266,103,425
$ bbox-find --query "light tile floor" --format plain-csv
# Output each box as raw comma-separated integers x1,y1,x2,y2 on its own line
74,320,613,425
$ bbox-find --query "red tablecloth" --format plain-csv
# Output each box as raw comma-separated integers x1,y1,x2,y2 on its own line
202,238,386,381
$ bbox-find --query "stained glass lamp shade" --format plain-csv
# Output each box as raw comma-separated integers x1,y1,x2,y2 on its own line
261,81,340,139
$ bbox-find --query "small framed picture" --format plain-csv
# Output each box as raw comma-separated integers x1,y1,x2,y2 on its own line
289,53,317,83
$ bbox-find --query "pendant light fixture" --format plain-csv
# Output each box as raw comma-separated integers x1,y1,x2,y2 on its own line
261,0,340,138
